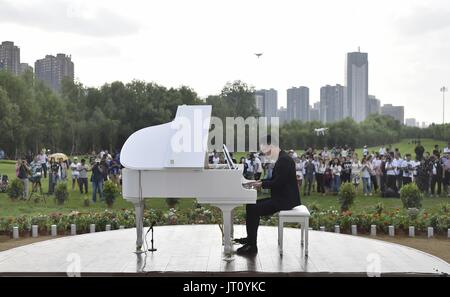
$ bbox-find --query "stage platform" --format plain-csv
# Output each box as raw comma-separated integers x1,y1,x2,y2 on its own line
0,225,449,276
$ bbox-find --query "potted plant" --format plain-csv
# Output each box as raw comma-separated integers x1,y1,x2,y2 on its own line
338,182,356,212
103,180,119,208
399,183,422,209
7,179,24,201
54,182,69,205
166,198,179,209
83,196,90,207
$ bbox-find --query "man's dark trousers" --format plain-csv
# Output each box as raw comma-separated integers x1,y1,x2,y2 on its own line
246,198,279,245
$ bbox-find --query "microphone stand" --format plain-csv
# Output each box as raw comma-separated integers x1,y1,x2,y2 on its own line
148,221,157,252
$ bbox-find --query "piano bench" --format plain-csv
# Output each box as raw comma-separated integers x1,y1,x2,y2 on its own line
278,205,310,257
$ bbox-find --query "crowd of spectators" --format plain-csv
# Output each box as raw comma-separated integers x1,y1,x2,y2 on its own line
209,141,450,198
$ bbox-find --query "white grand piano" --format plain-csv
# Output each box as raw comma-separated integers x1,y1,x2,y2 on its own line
121,105,257,256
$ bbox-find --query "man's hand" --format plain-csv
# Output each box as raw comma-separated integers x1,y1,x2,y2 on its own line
252,181,262,189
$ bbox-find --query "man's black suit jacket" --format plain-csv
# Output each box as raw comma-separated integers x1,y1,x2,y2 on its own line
261,150,301,210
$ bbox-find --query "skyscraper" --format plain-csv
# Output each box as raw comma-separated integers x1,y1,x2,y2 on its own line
277,107,288,124
254,89,278,118
35,53,74,92
320,84,346,123
55,53,74,86
368,95,381,115
346,50,368,122
405,118,417,127
287,86,309,122
19,63,33,75
309,103,320,122
255,93,264,115
0,41,20,75
381,104,404,124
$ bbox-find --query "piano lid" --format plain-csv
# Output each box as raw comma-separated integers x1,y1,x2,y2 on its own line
121,105,212,170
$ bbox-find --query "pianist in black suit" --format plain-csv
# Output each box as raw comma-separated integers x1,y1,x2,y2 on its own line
236,135,301,256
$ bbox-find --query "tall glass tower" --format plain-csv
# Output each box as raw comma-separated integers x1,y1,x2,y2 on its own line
346,50,368,122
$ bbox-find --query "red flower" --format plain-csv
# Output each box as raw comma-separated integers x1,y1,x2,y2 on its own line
342,210,352,216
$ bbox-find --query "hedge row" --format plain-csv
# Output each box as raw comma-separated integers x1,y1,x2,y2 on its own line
1,202,449,236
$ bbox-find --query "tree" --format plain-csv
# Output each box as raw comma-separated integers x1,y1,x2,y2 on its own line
0,70,447,157
207,80,259,120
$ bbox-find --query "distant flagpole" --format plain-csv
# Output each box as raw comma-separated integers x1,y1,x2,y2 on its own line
441,86,447,124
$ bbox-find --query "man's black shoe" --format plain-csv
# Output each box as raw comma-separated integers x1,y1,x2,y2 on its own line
236,244,258,256
233,237,248,245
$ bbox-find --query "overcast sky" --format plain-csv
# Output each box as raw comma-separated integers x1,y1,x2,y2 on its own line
1,0,449,124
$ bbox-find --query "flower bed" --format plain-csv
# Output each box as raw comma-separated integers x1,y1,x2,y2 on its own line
0,202,449,237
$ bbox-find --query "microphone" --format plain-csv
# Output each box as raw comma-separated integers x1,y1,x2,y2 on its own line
148,221,157,252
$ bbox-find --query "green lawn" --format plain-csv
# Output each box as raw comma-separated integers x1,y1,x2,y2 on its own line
354,138,447,157
0,160,192,217
0,138,448,218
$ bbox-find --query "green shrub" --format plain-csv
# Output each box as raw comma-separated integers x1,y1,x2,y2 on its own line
439,203,450,214
166,198,179,208
103,180,119,207
187,206,213,224
164,208,178,224
399,183,423,209
338,182,356,212
1,206,450,237
373,202,384,215
429,214,450,232
7,179,24,200
407,207,420,220
54,182,69,205
30,214,51,233
307,201,321,214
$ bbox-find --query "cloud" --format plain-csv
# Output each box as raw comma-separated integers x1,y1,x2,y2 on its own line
395,5,450,37
73,42,121,59
0,0,140,37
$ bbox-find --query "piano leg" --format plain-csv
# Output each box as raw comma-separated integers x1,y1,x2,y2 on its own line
230,209,234,240
214,204,236,259
133,200,144,253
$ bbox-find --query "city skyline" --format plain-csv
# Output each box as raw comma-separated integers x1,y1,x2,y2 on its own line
0,38,432,126
0,38,435,126
0,41,74,92
0,0,449,124
0,39,410,125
